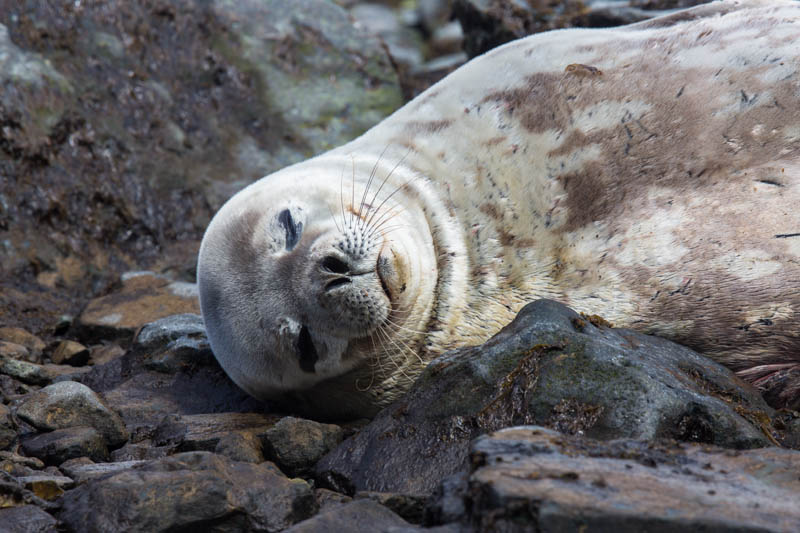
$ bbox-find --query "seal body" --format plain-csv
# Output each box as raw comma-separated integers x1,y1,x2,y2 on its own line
199,0,800,418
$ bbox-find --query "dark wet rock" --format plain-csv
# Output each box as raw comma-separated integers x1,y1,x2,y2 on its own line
262,417,344,478
432,426,800,531
60,460,146,485
153,412,278,452
49,340,89,366
318,300,778,495
0,328,46,362
15,381,128,447
17,474,74,500
314,487,352,513
354,491,426,525
453,0,587,57
75,273,202,344
0,505,58,533
0,403,16,449
214,430,264,464
21,426,110,465
0,356,90,387
285,499,411,532
0,376,35,402
58,451,317,532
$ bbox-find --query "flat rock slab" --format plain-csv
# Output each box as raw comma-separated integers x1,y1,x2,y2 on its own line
59,460,146,485
442,425,800,532
58,451,317,532
153,412,280,451
318,300,782,495
76,273,201,343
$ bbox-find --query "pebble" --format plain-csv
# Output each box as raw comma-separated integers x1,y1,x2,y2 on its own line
50,340,90,366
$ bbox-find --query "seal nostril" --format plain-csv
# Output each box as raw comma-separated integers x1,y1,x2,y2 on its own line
322,256,349,274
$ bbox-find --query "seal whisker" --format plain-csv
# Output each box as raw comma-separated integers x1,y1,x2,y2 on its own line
365,148,412,230
359,144,391,222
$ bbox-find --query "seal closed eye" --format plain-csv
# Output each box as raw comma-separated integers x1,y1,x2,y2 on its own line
278,208,302,251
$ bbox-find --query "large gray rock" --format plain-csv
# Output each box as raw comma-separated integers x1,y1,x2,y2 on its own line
318,300,782,495
431,425,800,532
15,380,128,446
58,451,317,532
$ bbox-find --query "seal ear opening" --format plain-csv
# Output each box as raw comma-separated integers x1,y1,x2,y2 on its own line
278,208,302,250
296,325,319,373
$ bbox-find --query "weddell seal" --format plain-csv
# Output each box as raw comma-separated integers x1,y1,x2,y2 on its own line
198,0,800,418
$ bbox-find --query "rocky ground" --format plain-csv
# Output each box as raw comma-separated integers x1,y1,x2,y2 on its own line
2,0,799,531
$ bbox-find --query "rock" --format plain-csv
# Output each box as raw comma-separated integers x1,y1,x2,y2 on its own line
0,403,16,449
314,488,352,513
21,426,110,465
354,491,426,524
453,0,587,57
0,327,46,361
0,341,34,363
317,300,780,495
49,340,89,366
432,425,800,531
351,3,425,73
0,451,44,470
16,474,74,500
285,499,411,532
88,343,125,366
58,452,317,532
60,460,146,485
0,505,58,533
153,412,278,452
76,273,202,344
0,356,90,387
134,313,215,373
15,381,128,447
262,417,344,477
109,440,172,462
0,375,35,402
214,430,264,464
